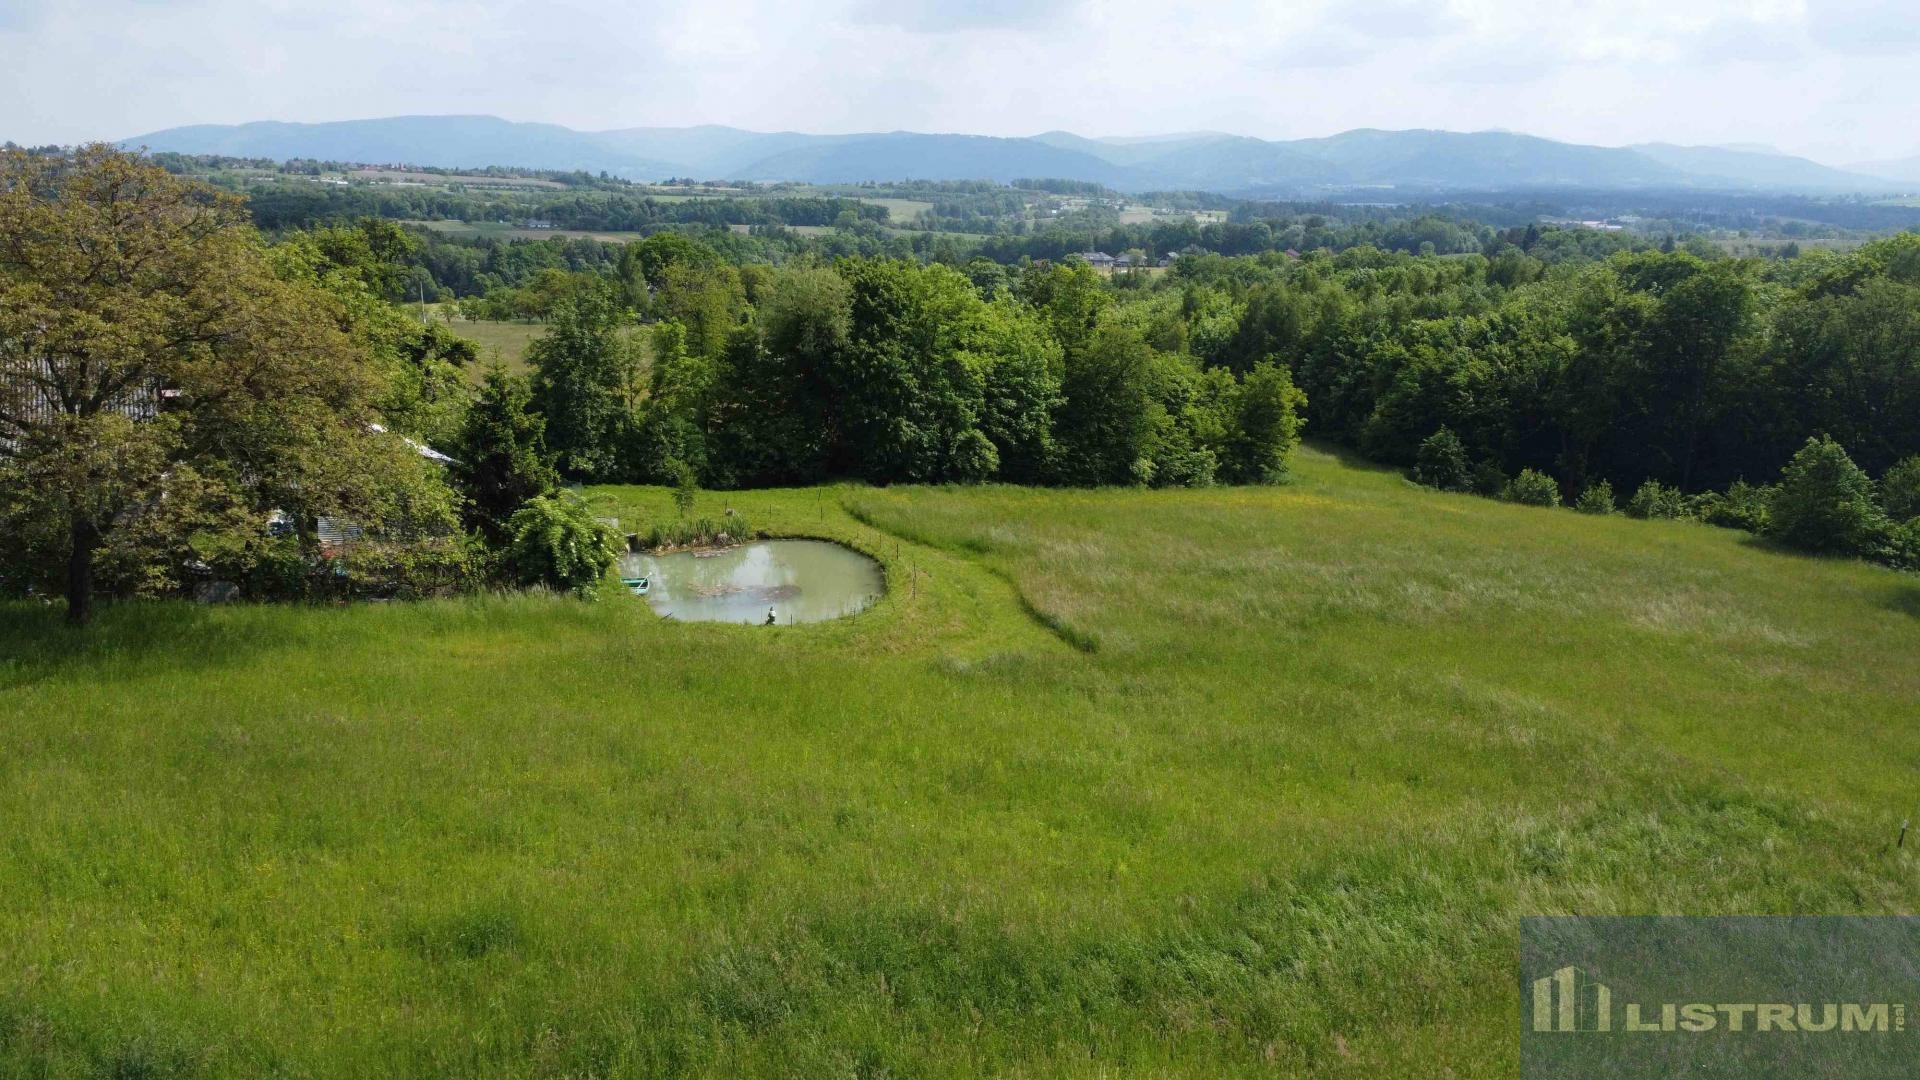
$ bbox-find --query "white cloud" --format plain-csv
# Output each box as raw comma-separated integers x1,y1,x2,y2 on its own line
2,0,1916,165
847,0,1083,33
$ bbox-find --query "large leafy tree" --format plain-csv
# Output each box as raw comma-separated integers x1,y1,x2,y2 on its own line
618,232,723,301
451,366,559,545
970,299,1063,485
1219,361,1308,484
1222,282,1311,373
277,218,477,447
528,285,637,479
623,319,718,484
1017,260,1109,366
1756,236,1920,478
832,259,991,483
704,321,822,488
0,146,449,623
653,260,745,362
1052,317,1158,486
1766,435,1887,556
1882,456,1920,524
704,266,848,487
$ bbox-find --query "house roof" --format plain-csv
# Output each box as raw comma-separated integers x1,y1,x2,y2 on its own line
367,422,456,466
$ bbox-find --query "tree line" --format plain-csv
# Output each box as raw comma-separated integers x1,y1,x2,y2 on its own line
520,244,1306,493
242,183,889,234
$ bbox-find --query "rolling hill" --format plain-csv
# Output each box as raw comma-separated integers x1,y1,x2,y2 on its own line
1284,128,1684,189
124,114,683,177
725,131,1132,186
5,448,1917,1074
1629,142,1874,190
1849,154,1920,186
120,114,1894,195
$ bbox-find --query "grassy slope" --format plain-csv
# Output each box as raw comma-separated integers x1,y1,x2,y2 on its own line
2,447,1917,1076
449,318,546,375
432,317,647,382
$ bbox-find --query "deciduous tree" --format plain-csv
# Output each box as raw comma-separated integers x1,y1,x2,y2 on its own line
0,146,450,622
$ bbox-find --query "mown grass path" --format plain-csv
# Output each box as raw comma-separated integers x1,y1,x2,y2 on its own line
3,447,1917,1076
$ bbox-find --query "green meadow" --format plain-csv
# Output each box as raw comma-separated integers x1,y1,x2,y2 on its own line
406,220,652,243
3,446,1917,1077
430,315,648,380
856,198,934,224
447,317,546,374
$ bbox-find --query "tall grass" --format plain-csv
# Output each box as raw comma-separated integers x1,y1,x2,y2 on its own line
2,446,1917,1075
635,514,756,551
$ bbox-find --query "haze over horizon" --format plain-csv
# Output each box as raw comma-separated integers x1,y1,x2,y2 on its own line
5,0,1919,169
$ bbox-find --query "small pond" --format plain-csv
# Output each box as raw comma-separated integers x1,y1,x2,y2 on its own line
620,540,885,624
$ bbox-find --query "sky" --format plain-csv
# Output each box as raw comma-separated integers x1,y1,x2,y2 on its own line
3,0,1916,166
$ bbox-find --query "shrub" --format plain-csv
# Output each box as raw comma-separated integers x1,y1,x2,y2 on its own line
1218,361,1307,485
949,429,1004,485
669,458,699,517
1882,456,1920,523
1503,468,1561,507
1881,519,1920,572
1627,480,1688,520
1696,480,1772,533
1148,439,1218,489
641,515,754,551
1573,480,1615,514
1468,461,1507,498
335,538,478,600
1412,427,1471,491
501,493,619,598
1766,436,1887,556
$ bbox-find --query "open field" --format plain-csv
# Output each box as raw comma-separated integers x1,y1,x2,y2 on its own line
3,447,1918,1075
348,169,570,190
442,316,546,375
430,315,648,380
732,222,831,236
1118,205,1228,226
859,197,933,223
725,221,987,241
404,219,651,243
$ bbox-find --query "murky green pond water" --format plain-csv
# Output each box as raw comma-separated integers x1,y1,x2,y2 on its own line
620,540,885,624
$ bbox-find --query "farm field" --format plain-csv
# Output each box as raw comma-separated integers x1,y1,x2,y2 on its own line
1118,205,1227,226
428,314,649,380
404,219,651,243
3,447,1918,1076
439,316,546,375
348,169,570,190
858,196,933,223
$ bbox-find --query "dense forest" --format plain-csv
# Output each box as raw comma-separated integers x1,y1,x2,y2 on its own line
240,184,890,234
501,223,1920,549
348,212,1678,303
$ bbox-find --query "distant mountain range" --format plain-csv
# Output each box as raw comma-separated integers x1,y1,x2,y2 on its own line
1849,155,1920,185
121,115,1902,195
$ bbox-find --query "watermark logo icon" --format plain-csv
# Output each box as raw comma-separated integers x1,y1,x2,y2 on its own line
1522,918,1920,1077
1526,962,1904,1036
1532,965,1611,1033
